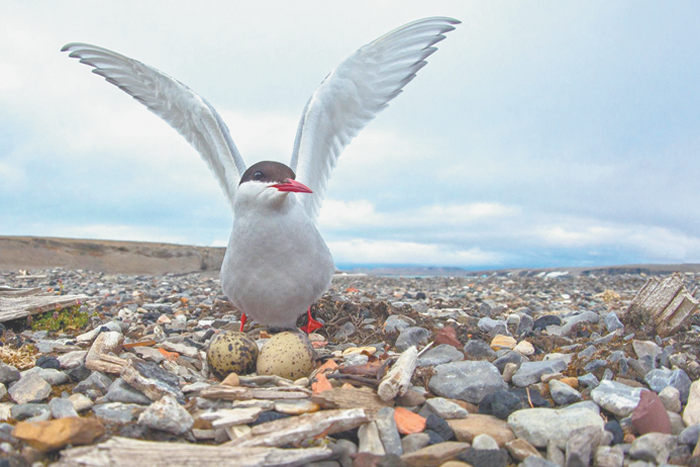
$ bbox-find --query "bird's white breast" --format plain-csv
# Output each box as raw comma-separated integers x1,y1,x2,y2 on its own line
220,184,334,328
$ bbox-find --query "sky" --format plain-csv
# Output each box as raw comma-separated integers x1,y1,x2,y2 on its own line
1,1,700,270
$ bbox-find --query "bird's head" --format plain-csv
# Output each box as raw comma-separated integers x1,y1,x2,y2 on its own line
236,161,312,210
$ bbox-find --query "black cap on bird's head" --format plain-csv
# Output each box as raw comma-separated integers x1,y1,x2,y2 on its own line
239,161,312,193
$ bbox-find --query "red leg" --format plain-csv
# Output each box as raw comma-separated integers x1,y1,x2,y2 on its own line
239,313,247,332
300,307,323,334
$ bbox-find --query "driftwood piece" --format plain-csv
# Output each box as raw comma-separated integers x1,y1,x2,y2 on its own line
200,407,264,428
378,346,418,401
0,288,88,323
311,387,393,414
200,385,311,401
53,436,332,467
85,332,126,374
627,273,699,337
228,408,369,448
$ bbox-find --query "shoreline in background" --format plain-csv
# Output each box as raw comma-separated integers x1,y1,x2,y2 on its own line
1,235,698,277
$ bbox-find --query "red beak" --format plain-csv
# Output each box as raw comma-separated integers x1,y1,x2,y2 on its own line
271,179,313,194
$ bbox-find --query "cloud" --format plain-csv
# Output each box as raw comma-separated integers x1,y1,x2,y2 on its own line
328,238,509,267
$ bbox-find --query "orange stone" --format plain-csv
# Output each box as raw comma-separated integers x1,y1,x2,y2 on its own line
13,417,105,452
158,348,179,361
560,377,579,389
316,359,339,373
490,335,517,351
221,373,240,387
311,372,333,394
394,406,426,435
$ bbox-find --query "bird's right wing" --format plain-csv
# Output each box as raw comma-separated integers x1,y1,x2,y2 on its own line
62,43,246,210
290,17,460,222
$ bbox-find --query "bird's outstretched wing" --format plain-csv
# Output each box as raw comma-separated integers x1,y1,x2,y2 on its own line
62,43,246,209
290,17,460,221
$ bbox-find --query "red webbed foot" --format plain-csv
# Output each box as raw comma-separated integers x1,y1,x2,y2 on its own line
300,307,323,334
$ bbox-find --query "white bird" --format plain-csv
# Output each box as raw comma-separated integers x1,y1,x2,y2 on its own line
62,17,460,331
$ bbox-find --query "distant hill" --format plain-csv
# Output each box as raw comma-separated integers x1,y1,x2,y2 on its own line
0,236,225,275
1,235,698,277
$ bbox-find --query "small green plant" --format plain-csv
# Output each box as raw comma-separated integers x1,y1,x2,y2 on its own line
31,304,91,332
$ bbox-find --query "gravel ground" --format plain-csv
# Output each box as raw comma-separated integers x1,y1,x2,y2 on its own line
0,267,699,466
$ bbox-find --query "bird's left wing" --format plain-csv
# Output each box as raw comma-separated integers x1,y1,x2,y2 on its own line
62,43,246,210
290,17,460,222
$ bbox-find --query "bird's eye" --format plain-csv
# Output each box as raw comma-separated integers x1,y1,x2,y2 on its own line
253,171,264,180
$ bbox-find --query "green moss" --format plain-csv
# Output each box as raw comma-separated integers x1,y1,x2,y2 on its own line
31,304,91,332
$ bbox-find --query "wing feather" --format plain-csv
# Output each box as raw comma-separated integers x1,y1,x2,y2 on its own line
290,17,459,221
62,43,246,209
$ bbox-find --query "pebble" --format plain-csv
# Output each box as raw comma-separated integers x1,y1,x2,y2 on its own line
0,364,20,385
478,317,508,335
8,373,52,404
478,389,524,420
425,397,468,419
375,407,402,456
507,403,604,449
549,379,583,405
631,390,671,435
429,361,507,404
401,441,470,466
628,432,677,464
448,414,515,447
658,385,682,413
505,438,542,462
463,339,497,361
604,312,624,332
416,344,464,367
395,327,430,352
137,395,194,435
513,340,534,356
490,335,516,351
511,360,567,387
644,367,692,403
401,432,431,454
105,378,156,405
358,421,385,455
11,417,105,452
590,380,643,417
92,402,145,424
48,398,78,419
595,446,624,467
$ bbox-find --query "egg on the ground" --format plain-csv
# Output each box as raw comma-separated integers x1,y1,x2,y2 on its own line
257,331,316,380
206,331,259,378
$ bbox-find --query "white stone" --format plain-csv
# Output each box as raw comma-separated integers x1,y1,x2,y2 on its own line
514,340,535,356
137,395,194,435
659,386,682,413
683,380,700,427
358,421,386,455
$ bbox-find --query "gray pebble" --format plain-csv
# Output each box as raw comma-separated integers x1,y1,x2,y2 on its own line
106,378,152,405
549,379,583,405
137,395,193,435
49,398,78,418
8,373,51,404
93,402,145,424
395,326,430,352
416,344,464,367
512,360,567,387
464,339,497,361
429,360,507,404
0,364,20,385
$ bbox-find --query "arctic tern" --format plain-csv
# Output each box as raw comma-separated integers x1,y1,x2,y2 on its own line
62,17,459,331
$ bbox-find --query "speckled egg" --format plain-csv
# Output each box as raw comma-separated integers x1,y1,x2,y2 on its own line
256,331,316,380
206,331,259,378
